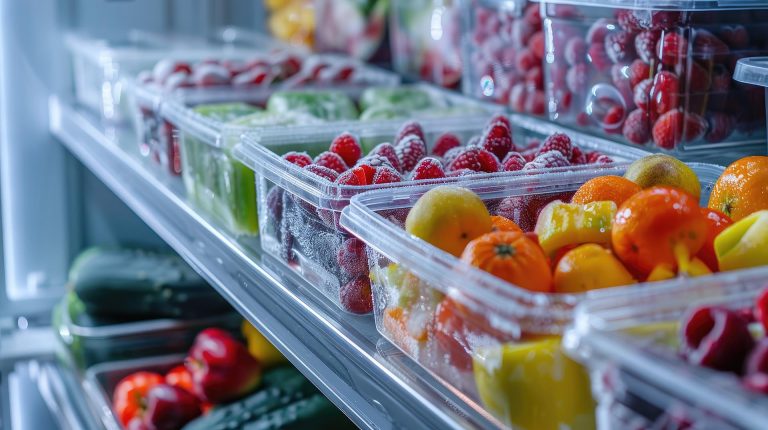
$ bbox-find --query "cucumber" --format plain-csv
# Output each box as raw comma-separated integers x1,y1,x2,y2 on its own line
71,247,231,319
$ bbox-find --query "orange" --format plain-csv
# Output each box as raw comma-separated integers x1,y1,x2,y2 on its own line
382,307,427,355
697,207,732,272
571,175,642,206
612,187,708,278
461,231,552,292
708,156,768,221
553,244,636,293
491,216,523,233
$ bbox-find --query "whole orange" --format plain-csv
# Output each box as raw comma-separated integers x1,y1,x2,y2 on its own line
612,187,708,277
461,231,552,292
708,156,768,221
571,175,642,206
696,207,732,272
490,215,523,233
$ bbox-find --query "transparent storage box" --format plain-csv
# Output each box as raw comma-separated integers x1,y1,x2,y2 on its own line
339,163,724,429
566,267,768,430
164,82,493,237
390,0,463,88
314,0,390,62
461,0,546,115
235,114,650,315
540,0,768,160
735,57,768,152
127,53,399,178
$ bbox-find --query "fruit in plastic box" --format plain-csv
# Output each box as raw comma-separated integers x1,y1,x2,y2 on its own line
535,200,617,256
708,156,768,222
714,210,768,271
553,244,636,293
623,154,701,200
571,175,641,207
267,90,359,121
405,186,492,257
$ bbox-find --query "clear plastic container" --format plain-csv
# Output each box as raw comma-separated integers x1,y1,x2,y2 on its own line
83,354,184,430
540,0,768,159
314,0,390,62
735,56,768,152
461,0,547,115
390,0,463,88
164,83,492,236
339,163,724,429
127,53,399,178
235,114,651,315
566,267,768,430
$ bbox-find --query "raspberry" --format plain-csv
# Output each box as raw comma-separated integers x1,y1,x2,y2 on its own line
394,121,425,143
511,20,535,48
622,109,651,145
515,48,538,74
372,166,402,184
538,132,573,159
565,37,587,66
593,155,614,164
633,78,652,112
524,3,541,27
509,83,528,112
446,147,484,172
529,31,545,60
410,157,446,180
303,164,339,182
627,59,650,89
336,166,370,186
524,150,570,170
488,113,511,130
566,63,589,93
442,146,465,166
395,135,427,173
649,71,680,115
586,151,603,163
586,19,612,45
525,90,546,115
314,151,348,174
337,237,367,277
705,112,734,143
693,30,730,60
634,30,660,64
340,276,373,314
480,122,514,160
719,25,749,50
603,105,625,134
329,132,362,166
570,146,587,164
502,152,526,171
605,31,637,64
616,9,643,32
657,32,687,66
370,143,402,172
587,43,611,72
432,133,461,157
522,149,537,162
478,149,501,172
652,110,706,149
282,151,313,167
353,163,377,183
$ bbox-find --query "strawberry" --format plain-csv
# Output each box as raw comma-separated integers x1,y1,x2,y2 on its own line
657,33,687,66
649,71,679,115
633,78,652,112
605,31,637,64
480,122,514,160
395,135,427,173
372,166,402,184
410,157,446,180
635,30,661,64
303,164,339,182
523,150,570,170
329,132,362,167
314,151,348,174
538,133,573,159
502,152,526,172
394,121,425,143
588,43,611,72
431,133,461,157
370,143,402,172
622,109,651,145
570,146,587,164
282,151,313,167
335,166,369,186
565,38,587,66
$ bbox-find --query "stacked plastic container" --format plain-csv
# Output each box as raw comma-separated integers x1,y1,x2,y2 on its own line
339,163,723,428
538,1,768,160
566,268,768,429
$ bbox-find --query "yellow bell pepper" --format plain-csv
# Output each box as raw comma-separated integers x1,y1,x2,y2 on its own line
535,201,617,256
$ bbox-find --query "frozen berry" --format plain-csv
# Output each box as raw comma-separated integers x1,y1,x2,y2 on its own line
432,133,461,157
586,19,612,44
372,166,402,184
337,238,367,277
566,63,589,93
524,150,570,170
282,151,313,168
570,146,587,164
719,25,749,50
522,148,537,162
678,62,711,93
495,194,566,232
358,154,394,173
538,132,573,159
481,122,514,160
705,112,734,143
565,38,587,66
744,371,768,394
488,113,511,130
509,83,528,112
525,66,544,90
314,151,348,174
329,132,362,167
447,147,484,172
693,30,730,60
525,90,546,115
164,72,193,91
336,166,369,186
588,43,611,72
524,2,541,27
477,149,501,172
340,276,373,314
633,78,652,112
593,155,614,164
370,143,402,173
616,9,643,32
605,31,637,64
395,121,425,143
649,71,680,115
529,31,545,60
585,151,603,163
502,152,526,171
622,109,651,145
410,157,446,180
266,186,284,221
681,306,754,373
635,30,661,64
515,48,538,74
304,164,339,182
657,32,688,66
603,105,625,134
395,135,427,173
446,168,478,178
628,59,650,89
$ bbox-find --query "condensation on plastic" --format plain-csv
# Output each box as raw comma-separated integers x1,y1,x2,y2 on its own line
566,267,768,430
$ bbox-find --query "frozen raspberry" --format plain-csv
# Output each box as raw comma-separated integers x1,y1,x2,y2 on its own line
587,43,611,72
538,132,573,159
329,132,362,167
411,157,446,180
480,122,514,160
529,31,545,60
525,66,544,90
616,9,643,32
370,143,402,173
337,237,367,277
509,83,528,112
511,20,535,48
585,151,604,163
488,113,511,130
442,146,464,166
744,372,768,394
282,151,313,168
522,149,538,162
336,166,370,186
719,25,750,50
515,48,538,74
640,10,683,31
633,78,652,112
603,105,625,134
652,110,707,149
627,59,650,89
524,3,541,27
693,30,730,60
340,276,373,314
395,135,427,173
372,166,402,184
502,152,526,172
314,151,348,174
681,306,754,373
432,133,461,157
394,121,425,143
678,61,711,93
565,38,587,66
593,155,614,164
447,147,484,172
478,149,501,172
304,164,339,182
524,150,570,170
657,32,688,66
635,30,661,64
354,163,378,183
586,19,611,44
566,63,589,93
570,146,587,164
649,71,680,115
605,31,637,64
622,109,651,145
525,90,546,115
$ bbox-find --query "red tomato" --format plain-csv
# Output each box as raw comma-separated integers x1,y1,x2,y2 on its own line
112,371,164,426
165,365,194,394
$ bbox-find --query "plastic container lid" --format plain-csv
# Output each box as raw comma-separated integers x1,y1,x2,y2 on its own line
734,57,768,87
535,0,768,10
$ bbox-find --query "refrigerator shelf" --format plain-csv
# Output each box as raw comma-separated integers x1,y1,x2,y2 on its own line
48,96,507,430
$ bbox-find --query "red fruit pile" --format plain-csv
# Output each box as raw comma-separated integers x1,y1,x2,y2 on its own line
546,8,767,149
469,3,546,115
